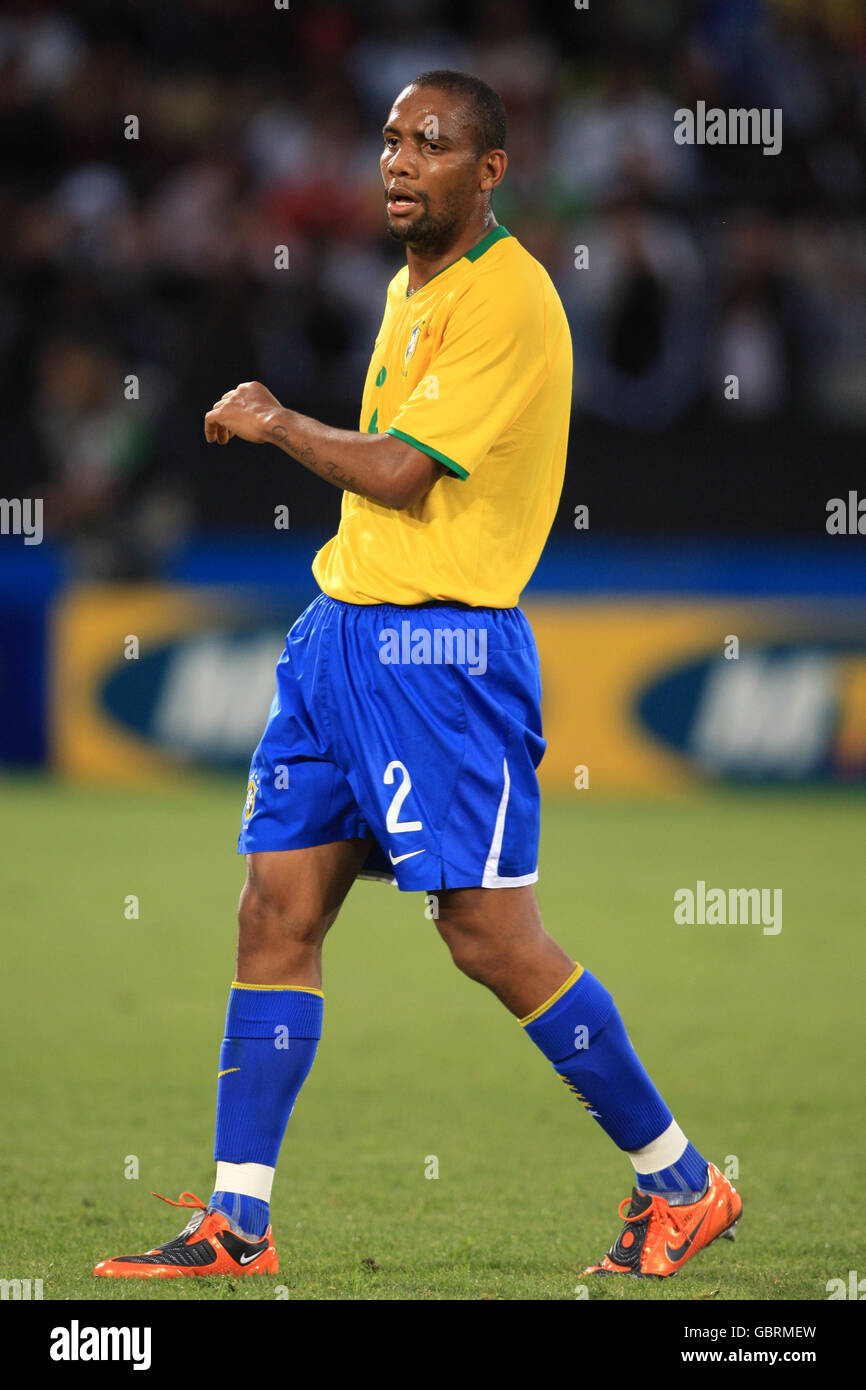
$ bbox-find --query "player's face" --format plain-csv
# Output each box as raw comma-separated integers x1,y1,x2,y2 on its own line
381,87,485,252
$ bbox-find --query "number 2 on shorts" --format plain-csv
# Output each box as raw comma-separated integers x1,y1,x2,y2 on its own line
384,760,422,834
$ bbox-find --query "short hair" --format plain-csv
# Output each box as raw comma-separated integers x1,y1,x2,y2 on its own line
408,69,506,156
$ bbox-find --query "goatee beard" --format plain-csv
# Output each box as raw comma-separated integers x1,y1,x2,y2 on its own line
386,204,462,255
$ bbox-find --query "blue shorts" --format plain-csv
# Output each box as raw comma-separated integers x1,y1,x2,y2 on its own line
238,592,546,891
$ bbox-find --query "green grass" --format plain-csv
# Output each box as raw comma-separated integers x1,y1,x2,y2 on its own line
1,777,863,1301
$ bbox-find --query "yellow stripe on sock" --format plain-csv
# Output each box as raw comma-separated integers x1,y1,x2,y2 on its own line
518,964,584,1027
217,1067,240,1079
231,981,324,997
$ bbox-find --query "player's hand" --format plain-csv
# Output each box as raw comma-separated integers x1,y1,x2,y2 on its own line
204,381,284,446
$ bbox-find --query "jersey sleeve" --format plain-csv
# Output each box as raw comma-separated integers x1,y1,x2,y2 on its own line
386,274,549,480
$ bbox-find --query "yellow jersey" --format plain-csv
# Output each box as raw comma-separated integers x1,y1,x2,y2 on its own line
312,224,572,607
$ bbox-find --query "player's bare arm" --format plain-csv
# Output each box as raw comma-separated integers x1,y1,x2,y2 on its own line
203,382,444,510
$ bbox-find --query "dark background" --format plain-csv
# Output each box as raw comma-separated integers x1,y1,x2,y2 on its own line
1,0,865,578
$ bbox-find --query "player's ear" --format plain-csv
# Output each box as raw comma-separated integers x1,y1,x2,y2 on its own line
479,149,507,193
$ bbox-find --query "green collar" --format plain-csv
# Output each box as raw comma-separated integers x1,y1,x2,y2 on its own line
405,224,510,298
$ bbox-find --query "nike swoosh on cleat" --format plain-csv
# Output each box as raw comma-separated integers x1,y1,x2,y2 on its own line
239,1251,262,1265
665,1210,708,1263
388,849,425,865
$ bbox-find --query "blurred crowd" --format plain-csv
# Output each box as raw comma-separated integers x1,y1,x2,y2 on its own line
1,0,865,573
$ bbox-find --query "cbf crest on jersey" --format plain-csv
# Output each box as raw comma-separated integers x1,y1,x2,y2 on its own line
402,320,425,374
243,773,259,823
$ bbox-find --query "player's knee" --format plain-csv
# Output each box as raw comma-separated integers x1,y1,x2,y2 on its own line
237,875,331,953
435,912,492,983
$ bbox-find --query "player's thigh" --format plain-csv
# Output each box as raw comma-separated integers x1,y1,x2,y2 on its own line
239,837,371,945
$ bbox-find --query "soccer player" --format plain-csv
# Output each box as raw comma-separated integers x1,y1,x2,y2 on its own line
95,71,740,1284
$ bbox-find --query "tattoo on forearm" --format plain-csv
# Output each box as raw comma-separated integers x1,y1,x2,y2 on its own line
269,425,362,496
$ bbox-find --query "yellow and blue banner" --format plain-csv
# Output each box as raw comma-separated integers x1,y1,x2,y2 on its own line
50,585,866,791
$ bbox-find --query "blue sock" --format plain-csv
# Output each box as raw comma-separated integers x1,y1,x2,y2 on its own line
522,966,708,1198
209,1189,271,1243
635,1139,709,1201
210,983,323,1238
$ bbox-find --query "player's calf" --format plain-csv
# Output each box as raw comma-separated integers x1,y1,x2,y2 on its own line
434,884,576,1018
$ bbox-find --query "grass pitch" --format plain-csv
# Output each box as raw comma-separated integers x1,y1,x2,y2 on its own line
1,777,862,1301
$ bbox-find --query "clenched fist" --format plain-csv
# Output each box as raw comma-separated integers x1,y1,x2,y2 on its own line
204,381,284,445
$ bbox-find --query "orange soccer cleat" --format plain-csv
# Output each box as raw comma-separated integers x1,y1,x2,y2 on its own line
94,1191,278,1279
581,1162,742,1279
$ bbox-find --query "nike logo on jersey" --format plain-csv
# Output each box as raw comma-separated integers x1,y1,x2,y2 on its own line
665,1210,708,1263
388,848,426,865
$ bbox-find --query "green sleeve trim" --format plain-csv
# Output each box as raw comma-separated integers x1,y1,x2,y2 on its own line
386,427,469,479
